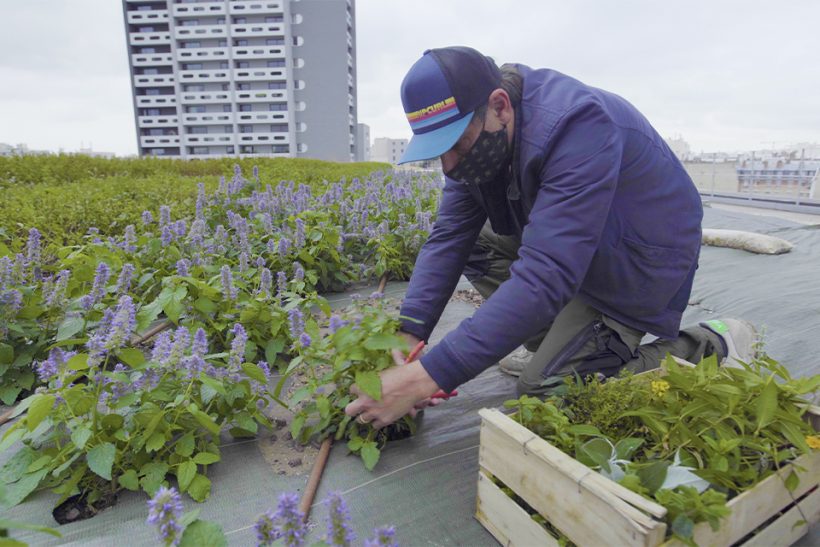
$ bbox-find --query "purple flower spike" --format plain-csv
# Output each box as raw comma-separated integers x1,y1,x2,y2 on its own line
229,323,247,369
142,210,153,225
192,328,208,357
176,259,190,277
276,271,288,297
82,262,111,311
146,486,184,546
298,333,311,348
328,315,348,334
364,527,398,547
221,265,237,301
287,308,304,339
325,492,355,547
255,492,307,547
117,264,135,295
104,295,137,351
159,205,171,227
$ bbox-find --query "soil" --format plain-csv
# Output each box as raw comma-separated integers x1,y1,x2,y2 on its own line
52,491,118,525
450,288,484,308
257,402,320,476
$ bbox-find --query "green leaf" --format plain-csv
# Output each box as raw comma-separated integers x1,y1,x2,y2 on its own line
194,297,218,314
0,518,61,537
755,379,778,431
0,343,13,365
347,437,363,452
66,353,89,371
87,442,116,481
355,370,382,401
290,414,306,439
56,315,85,342
187,474,211,502
192,452,220,465
784,470,799,492
363,332,403,351
176,433,196,457
360,441,380,471
241,362,268,384
117,348,146,367
164,297,184,324
0,470,48,508
265,338,285,364
26,394,55,432
146,432,167,453
188,404,221,436
637,461,670,494
179,519,227,547
0,428,25,453
139,462,170,496
671,514,694,540
614,438,644,460
71,426,93,450
119,469,140,491
199,374,227,396
0,447,38,483
177,460,197,492
577,438,613,472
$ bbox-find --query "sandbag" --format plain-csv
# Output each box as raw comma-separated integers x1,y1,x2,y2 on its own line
701,229,794,255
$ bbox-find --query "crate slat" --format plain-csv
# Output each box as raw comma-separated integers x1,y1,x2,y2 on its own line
479,409,667,547
476,470,559,547
740,486,820,547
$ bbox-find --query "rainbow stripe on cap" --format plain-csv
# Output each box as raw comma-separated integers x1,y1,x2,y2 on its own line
406,96,459,132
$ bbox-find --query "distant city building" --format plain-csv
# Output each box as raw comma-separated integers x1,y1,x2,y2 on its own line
664,135,691,162
122,0,357,161
355,123,370,162
736,153,819,199
0,143,14,157
0,143,51,156
371,137,407,165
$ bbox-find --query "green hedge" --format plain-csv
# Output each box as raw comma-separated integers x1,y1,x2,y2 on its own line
0,156,391,250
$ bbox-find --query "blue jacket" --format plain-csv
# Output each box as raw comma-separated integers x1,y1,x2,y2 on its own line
399,65,703,392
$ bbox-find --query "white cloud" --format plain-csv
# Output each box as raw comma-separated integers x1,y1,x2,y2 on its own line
0,0,818,156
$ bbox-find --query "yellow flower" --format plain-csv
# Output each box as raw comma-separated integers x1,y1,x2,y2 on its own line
807,435,820,450
651,379,670,397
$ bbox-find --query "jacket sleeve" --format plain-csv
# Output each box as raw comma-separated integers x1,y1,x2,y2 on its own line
398,176,487,342
419,103,624,392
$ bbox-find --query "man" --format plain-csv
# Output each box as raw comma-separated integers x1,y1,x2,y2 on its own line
345,46,756,429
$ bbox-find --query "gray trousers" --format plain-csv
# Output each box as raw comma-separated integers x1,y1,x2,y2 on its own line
463,222,725,396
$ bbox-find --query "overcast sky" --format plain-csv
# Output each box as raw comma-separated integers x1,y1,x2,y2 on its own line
1,1,819,156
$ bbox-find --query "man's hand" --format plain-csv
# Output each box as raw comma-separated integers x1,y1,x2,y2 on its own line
345,349,440,429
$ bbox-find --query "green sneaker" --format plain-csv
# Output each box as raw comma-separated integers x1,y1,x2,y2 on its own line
700,318,759,368
498,346,534,377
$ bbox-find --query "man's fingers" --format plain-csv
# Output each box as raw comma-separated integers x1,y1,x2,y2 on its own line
345,398,365,417
391,348,406,366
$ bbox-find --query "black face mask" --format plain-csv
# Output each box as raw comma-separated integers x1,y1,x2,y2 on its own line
444,125,511,185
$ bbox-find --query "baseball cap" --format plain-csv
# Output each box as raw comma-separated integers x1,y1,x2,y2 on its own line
398,46,502,165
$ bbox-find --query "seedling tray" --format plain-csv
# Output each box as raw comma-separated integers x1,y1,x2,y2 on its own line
475,402,820,546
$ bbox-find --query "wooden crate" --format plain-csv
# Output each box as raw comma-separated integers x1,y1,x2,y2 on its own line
476,406,820,547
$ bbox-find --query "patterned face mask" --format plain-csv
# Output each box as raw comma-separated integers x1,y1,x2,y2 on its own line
444,125,511,185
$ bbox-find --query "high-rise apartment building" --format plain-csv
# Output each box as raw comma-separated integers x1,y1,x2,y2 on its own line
122,0,357,161
371,137,407,165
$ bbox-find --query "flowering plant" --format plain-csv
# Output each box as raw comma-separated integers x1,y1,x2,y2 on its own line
0,296,276,510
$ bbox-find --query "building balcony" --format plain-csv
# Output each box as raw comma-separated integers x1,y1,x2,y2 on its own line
140,135,181,147
235,90,287,103
229,1,285,16
172,2,226,17
236,132,290,146
174,25,227,40
180,92,232,105
233,68,287,82
127,11,168,24
178,69,232,83
232,46,286,60
129,31,171,46
176,46,229,62
235,111,290,124
230,23,285,38
132,53,174,66
181,113,235,125
136,96,177,107
183,134,235,146
133,74,175,87
138,115,179,128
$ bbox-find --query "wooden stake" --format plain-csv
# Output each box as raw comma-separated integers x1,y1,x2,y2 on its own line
377,273,388,294
0,408,13,427
299,437,333,521
129,319,174,347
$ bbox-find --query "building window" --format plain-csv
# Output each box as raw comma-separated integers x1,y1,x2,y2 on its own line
184,84,205,92
239,125,253,133
268,82,286,89
266,38,284,45
144,108,161,116
265,15,283,22
188,126,208,134
237,61,249,69
187,105,206,113
237,83,251,90
223,104,232,112
141,47,157,53
233,17,246,24
184,41,201,48
273,145,289,153
239,104,253,112
180,20,199,26
268,103,286,111
146,88,161,96
267,60,285,67
191,146,209,155
183,63,203,70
